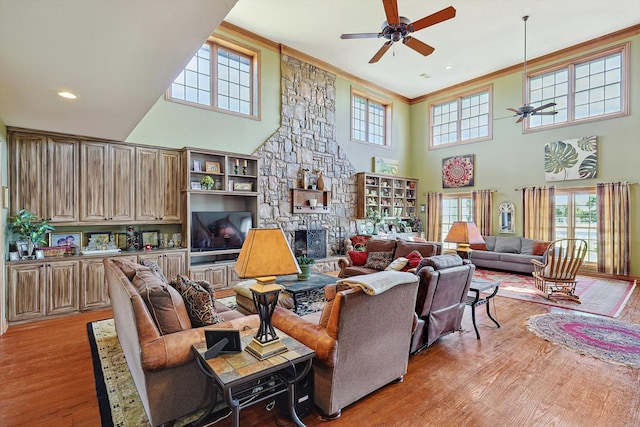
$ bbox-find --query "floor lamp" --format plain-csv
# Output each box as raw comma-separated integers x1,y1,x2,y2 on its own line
234,228,300,359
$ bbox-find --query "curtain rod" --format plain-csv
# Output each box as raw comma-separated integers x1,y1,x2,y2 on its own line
515,182,638,191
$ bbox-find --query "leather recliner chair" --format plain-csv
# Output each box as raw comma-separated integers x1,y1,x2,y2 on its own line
410,254,475,354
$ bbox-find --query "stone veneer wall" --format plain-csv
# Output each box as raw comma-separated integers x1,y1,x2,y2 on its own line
254,54,357,257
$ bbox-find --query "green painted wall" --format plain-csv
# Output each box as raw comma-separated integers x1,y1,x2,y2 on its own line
409,34,640,276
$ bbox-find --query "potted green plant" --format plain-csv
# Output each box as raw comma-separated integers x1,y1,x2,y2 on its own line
9,209,55,256
200,175,215,190
296,255,315,281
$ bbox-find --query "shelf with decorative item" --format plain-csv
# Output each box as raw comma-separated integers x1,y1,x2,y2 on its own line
291,189,331,214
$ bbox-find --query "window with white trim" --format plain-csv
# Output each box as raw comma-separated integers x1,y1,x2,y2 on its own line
430,86,492,148
351,91,391,146
527,44,627,129
168,37,259,118
554,188,598,265
441,194,473,249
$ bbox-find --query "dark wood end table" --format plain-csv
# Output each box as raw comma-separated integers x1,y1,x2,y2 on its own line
466,278,501,339
192,327,314,427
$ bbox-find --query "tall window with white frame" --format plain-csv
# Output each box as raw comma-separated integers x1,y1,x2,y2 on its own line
168,38,259,118
351,91,390,146
441,194,473,249
554,189,598,265
430,86,491,148
527,44,627,129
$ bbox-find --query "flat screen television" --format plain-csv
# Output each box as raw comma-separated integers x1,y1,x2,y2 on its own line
191,211,252,251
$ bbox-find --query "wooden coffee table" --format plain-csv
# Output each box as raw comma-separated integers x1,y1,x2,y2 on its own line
192,327,314,427
276,273,338,315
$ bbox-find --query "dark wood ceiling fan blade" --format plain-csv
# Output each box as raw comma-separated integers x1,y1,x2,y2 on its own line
532,102,556,112
341,32,382,39
534,111,558,116
507,107,522,114
369,41,393,63
402,36,434,56
515,116,525,124
382,0,400,26
411,6,457,32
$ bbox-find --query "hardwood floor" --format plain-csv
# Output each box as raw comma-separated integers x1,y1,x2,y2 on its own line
1,283,639,427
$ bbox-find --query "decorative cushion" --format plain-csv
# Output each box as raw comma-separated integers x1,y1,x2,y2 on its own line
417,254,463,271
172,275,224,327
385,257,409,271
113,258,150,281
140,258,168,284
364,239,396,253
483,236,496,251
520,238,535,255
348,250,369,266
402,250,423,271
494,236,522,253
350,235,369,249
364,251,393,270
532,241,552,256
132,269,191,334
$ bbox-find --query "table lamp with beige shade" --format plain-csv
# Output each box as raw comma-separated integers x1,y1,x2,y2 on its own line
444,221,485,259
234,228,301,359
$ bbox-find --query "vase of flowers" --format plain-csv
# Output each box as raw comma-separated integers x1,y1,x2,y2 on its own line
200,175,215,190
296,255,315,280
366,208,383,235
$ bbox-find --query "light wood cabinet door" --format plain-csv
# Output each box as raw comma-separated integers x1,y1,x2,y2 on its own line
80,259,109,310
7,264,46,322
110,144,136,221
226,264,241,287
9,133,46,218
80,141,109,221
46,137,79,222
159,150,182,221
136,147,160,221
163,251,186,279
189,265,228,290
47,261,79,316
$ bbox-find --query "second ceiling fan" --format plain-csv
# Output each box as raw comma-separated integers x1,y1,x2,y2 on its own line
507,15,558,123
340,0,456,64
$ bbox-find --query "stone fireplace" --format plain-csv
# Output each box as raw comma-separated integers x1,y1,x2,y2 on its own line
254,53,357,257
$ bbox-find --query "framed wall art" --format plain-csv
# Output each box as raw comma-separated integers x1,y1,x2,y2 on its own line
442,154,474,188
544,136,597,182
373,157,399,176
206,161,221,173
87,232,110,246
142,231,159,248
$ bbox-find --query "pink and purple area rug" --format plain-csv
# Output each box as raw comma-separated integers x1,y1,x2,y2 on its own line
473,269,636,317
527,313,640,368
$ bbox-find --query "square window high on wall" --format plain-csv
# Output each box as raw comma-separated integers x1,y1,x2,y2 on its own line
167,35,261,119
526,43,629,131
351,88,392,147
429,85,492,149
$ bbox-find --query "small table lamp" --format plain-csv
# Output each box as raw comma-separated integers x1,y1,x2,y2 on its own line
234,228,301,359
444,221,485,259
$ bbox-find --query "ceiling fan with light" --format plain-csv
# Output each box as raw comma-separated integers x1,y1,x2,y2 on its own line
340,0,456,64
507,15,557,123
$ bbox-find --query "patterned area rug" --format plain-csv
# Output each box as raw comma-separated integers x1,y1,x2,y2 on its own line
527,313,640,368
473,269,636,317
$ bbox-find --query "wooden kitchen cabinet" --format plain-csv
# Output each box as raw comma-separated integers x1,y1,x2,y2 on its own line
138,249,188,280
189,264,229,290
136,148,182,222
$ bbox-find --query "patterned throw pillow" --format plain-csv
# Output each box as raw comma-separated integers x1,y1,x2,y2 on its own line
348,250,369,266
172,275,223,327
364,251,393,270
385,257,409,271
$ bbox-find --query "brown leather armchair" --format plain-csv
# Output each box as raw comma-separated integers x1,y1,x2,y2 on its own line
410,254,475,354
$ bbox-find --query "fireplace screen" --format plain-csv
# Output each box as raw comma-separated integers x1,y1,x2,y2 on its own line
294,229,326,259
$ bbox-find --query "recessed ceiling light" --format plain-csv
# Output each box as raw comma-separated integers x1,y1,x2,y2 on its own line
445,65,453,70
58,91,77,99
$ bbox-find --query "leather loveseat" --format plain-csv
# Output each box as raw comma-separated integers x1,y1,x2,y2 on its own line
410,254,475,353
104,258,259,426
338,238,443,278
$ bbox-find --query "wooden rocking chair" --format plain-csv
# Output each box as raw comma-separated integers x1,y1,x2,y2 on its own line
530,238,588,304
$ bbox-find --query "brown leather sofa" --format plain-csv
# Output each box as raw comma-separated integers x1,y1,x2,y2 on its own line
104,258,259,426
273,271,419,419
338,238,443,278
410,254,475,354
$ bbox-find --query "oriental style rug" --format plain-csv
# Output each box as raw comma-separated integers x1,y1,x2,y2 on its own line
473,269,636,318
527,313,640,368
